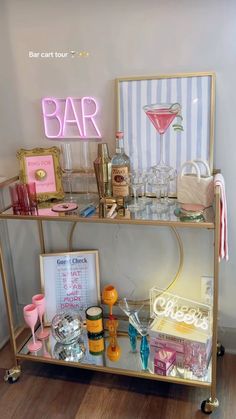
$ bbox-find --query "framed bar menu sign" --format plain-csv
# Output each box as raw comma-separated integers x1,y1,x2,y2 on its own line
40,250,100,324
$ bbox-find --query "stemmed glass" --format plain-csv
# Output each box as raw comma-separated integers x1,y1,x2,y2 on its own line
119,297,144,353
148,174,163,213
126,171,145,212
143,103,183,173
156,167,177,205
119,298,157,370
32,294,50,340
129,304,157,370
23,304,42,352
139,171,152,205
128,322,138,353
149,168,177,210
61,143,74,201
119,297,144,321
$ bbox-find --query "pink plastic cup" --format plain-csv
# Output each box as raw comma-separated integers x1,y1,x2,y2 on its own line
23,304,42,352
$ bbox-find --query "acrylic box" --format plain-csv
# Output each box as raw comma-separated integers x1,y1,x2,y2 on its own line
154,348,176,370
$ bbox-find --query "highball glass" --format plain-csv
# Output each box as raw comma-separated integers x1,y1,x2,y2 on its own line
126,171,145,212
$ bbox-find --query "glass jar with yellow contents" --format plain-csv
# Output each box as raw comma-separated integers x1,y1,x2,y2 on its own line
87,331,104,355
85,306,103,334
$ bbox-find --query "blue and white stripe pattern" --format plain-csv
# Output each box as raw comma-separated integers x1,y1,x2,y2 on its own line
118,75,212,172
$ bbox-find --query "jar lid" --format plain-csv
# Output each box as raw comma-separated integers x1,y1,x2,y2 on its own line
86,306,103,320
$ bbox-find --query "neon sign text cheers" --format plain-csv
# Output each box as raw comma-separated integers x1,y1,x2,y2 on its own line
42,96,102,139
153,295,210,331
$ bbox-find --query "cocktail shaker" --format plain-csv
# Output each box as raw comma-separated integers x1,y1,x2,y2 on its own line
93,143,112,197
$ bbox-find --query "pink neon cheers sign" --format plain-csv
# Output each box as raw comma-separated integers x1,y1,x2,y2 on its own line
42,96,102,139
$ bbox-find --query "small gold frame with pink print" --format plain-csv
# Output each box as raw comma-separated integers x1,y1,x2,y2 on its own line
16,146,64,201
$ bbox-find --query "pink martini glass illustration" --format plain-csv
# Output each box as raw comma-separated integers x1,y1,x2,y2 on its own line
32,294,50,339
23,304,42,352
143,103,183,173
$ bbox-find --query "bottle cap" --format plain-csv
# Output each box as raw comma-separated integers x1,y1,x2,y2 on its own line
116,131,124,139
116,197,125,207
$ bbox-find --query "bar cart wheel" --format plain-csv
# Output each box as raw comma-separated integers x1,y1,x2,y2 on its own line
201,398,219,414
4,366,21,383
217,342,225,356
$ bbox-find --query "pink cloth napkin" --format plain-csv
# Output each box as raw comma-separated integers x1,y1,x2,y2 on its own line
214,174,229,261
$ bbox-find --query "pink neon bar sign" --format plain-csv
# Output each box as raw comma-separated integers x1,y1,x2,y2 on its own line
42,96,102,139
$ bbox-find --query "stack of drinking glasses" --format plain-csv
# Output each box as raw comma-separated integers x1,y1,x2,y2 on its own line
148,167,177,213
125,171,145,212
125,167,176,215
9,182,38,215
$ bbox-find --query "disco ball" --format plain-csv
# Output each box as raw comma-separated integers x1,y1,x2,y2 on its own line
53,339,86,362
51,310,83,344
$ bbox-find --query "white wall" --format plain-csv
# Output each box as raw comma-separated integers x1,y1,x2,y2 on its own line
1,0,236,346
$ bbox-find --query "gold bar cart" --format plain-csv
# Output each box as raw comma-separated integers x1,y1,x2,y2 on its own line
0,178,222,415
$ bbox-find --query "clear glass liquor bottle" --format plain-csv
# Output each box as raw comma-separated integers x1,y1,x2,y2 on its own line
111,131,130,197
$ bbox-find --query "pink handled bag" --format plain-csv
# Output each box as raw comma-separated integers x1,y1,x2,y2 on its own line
177,160,214,208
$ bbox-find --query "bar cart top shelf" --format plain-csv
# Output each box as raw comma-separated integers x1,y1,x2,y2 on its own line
0,196,216,229
0,176,219,229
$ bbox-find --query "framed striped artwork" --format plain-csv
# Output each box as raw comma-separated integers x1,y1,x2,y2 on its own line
116,72,215,174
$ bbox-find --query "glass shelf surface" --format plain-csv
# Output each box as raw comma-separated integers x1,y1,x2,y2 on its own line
0,195,215,228
18,324,211,386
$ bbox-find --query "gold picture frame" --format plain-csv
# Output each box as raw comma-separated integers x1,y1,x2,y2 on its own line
40,250,101,325
16,146,64,202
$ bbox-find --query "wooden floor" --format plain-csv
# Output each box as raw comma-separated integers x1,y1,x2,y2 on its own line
0,343,235,419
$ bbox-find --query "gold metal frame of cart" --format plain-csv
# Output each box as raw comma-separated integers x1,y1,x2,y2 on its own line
116,71,215,174
0,178,220,413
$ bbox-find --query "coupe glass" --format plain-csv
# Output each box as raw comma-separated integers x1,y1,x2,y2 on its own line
23,304,42,352
32,294,50,339
143,103,183,174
